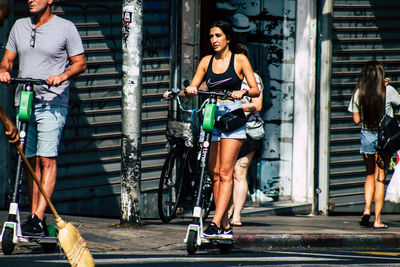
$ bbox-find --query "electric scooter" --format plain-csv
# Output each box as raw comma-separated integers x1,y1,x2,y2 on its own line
183,90,234,254
0,77,58,255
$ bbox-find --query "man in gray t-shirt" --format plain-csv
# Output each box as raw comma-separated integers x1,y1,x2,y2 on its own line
0,0,85,236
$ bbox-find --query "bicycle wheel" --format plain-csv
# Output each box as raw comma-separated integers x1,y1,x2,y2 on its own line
191,158,214,222
158,147,185,223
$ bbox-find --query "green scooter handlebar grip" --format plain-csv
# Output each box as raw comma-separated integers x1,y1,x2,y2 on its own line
202,103,216,132
18,91,33,122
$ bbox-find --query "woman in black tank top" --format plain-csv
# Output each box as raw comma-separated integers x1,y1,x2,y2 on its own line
164,20,260,237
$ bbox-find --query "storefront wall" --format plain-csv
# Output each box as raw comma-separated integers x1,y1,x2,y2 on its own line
325,0,400,214
214,0,298,203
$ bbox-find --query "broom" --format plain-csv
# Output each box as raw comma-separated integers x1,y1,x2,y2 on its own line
0,112,95,267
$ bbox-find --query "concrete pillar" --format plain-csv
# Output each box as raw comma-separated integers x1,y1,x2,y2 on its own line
318,0,333,215
292,0,317,203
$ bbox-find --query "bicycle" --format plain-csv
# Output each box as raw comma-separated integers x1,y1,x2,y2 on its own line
0,77,58,255
158,88,213,223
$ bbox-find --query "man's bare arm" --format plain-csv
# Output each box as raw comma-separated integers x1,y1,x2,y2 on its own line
0,49,17,83
46,53,86,86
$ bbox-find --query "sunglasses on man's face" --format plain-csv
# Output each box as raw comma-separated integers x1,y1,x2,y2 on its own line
30,28,36,48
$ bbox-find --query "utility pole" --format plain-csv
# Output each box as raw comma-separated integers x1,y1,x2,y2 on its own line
121,0,143,225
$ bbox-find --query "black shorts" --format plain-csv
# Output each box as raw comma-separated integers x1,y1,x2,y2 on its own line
238,136,262,159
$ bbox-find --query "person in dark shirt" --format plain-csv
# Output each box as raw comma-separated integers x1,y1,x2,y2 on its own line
179,20,259,238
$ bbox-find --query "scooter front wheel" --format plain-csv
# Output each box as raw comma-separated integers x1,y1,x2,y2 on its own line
1,227,15,255
186,230,198,255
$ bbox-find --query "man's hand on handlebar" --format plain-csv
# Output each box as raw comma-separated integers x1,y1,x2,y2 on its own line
47,74,67,86
0,71,11,84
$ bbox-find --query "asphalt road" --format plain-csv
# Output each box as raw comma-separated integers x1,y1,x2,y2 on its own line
2,248,400,266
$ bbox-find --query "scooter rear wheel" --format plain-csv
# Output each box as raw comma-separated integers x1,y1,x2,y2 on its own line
41,225,58,253
186,230,198,255
218,243,232,253
1,227,15,255
41,242,57,253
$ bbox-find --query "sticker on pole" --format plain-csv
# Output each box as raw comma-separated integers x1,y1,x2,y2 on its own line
124,12,132,23
123,6,134,24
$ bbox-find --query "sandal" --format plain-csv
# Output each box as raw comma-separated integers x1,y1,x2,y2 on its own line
230,221,242,226
359,214,370,227
373,224,389,230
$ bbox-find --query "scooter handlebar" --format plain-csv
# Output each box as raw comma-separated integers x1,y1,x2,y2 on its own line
11,77,47,85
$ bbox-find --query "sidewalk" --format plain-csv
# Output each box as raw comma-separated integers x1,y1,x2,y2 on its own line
2,207,400,254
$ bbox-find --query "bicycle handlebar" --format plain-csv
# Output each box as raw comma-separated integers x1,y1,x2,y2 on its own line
170,88,232,98
165,88,235,114
11,77,47,85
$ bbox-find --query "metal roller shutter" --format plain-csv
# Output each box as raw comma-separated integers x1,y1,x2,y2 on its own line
12,0,172,217
329,0,400,213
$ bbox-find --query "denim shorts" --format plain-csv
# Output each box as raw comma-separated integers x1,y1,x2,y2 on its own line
25,106,68,158
200,100,246,142
360,128,377,155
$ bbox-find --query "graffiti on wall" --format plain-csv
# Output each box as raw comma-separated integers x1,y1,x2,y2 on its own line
215,0,296,201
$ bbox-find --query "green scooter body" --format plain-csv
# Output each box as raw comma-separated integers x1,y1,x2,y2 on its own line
18,91,33,122
202,103,216,132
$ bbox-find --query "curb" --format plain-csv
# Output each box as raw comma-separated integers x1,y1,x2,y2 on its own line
241,203,312,217
234,234,400,249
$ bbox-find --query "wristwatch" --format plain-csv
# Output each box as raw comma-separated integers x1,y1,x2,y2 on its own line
241,87,249,95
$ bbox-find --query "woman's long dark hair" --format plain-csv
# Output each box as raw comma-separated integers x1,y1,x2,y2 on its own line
356,61,386,131
209,20,239,54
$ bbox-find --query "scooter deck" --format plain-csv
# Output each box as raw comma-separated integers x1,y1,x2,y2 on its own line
21,235,58,244
201,237,233,244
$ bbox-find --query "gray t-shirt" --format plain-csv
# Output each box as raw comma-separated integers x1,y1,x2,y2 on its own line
348,85,400,127
6,15,84,107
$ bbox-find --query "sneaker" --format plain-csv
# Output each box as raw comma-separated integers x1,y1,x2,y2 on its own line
203,222,222,238
21,214,46,236
220,226,233,239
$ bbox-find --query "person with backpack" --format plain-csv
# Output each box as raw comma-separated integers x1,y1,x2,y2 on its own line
348,61,400,229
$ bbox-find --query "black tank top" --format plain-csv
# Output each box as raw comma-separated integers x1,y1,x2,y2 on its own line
205,53,242,92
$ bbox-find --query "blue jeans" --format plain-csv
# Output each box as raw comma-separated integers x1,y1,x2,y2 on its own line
212,100,246,141
360,128,377,155
200,100,247,142
25,106,68,158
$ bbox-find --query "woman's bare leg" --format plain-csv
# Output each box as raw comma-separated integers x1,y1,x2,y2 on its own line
373,153,387,227
230,151,254,224
208,138,243,229
362,154,375,216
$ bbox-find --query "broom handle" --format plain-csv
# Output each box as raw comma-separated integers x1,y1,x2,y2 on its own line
0,111,61,220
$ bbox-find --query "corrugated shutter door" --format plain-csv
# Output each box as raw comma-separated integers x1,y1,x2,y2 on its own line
139,1,171,218
12,0,171,217
329,0,400,213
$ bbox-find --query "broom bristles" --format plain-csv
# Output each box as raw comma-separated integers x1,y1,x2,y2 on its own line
56,218,95,267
